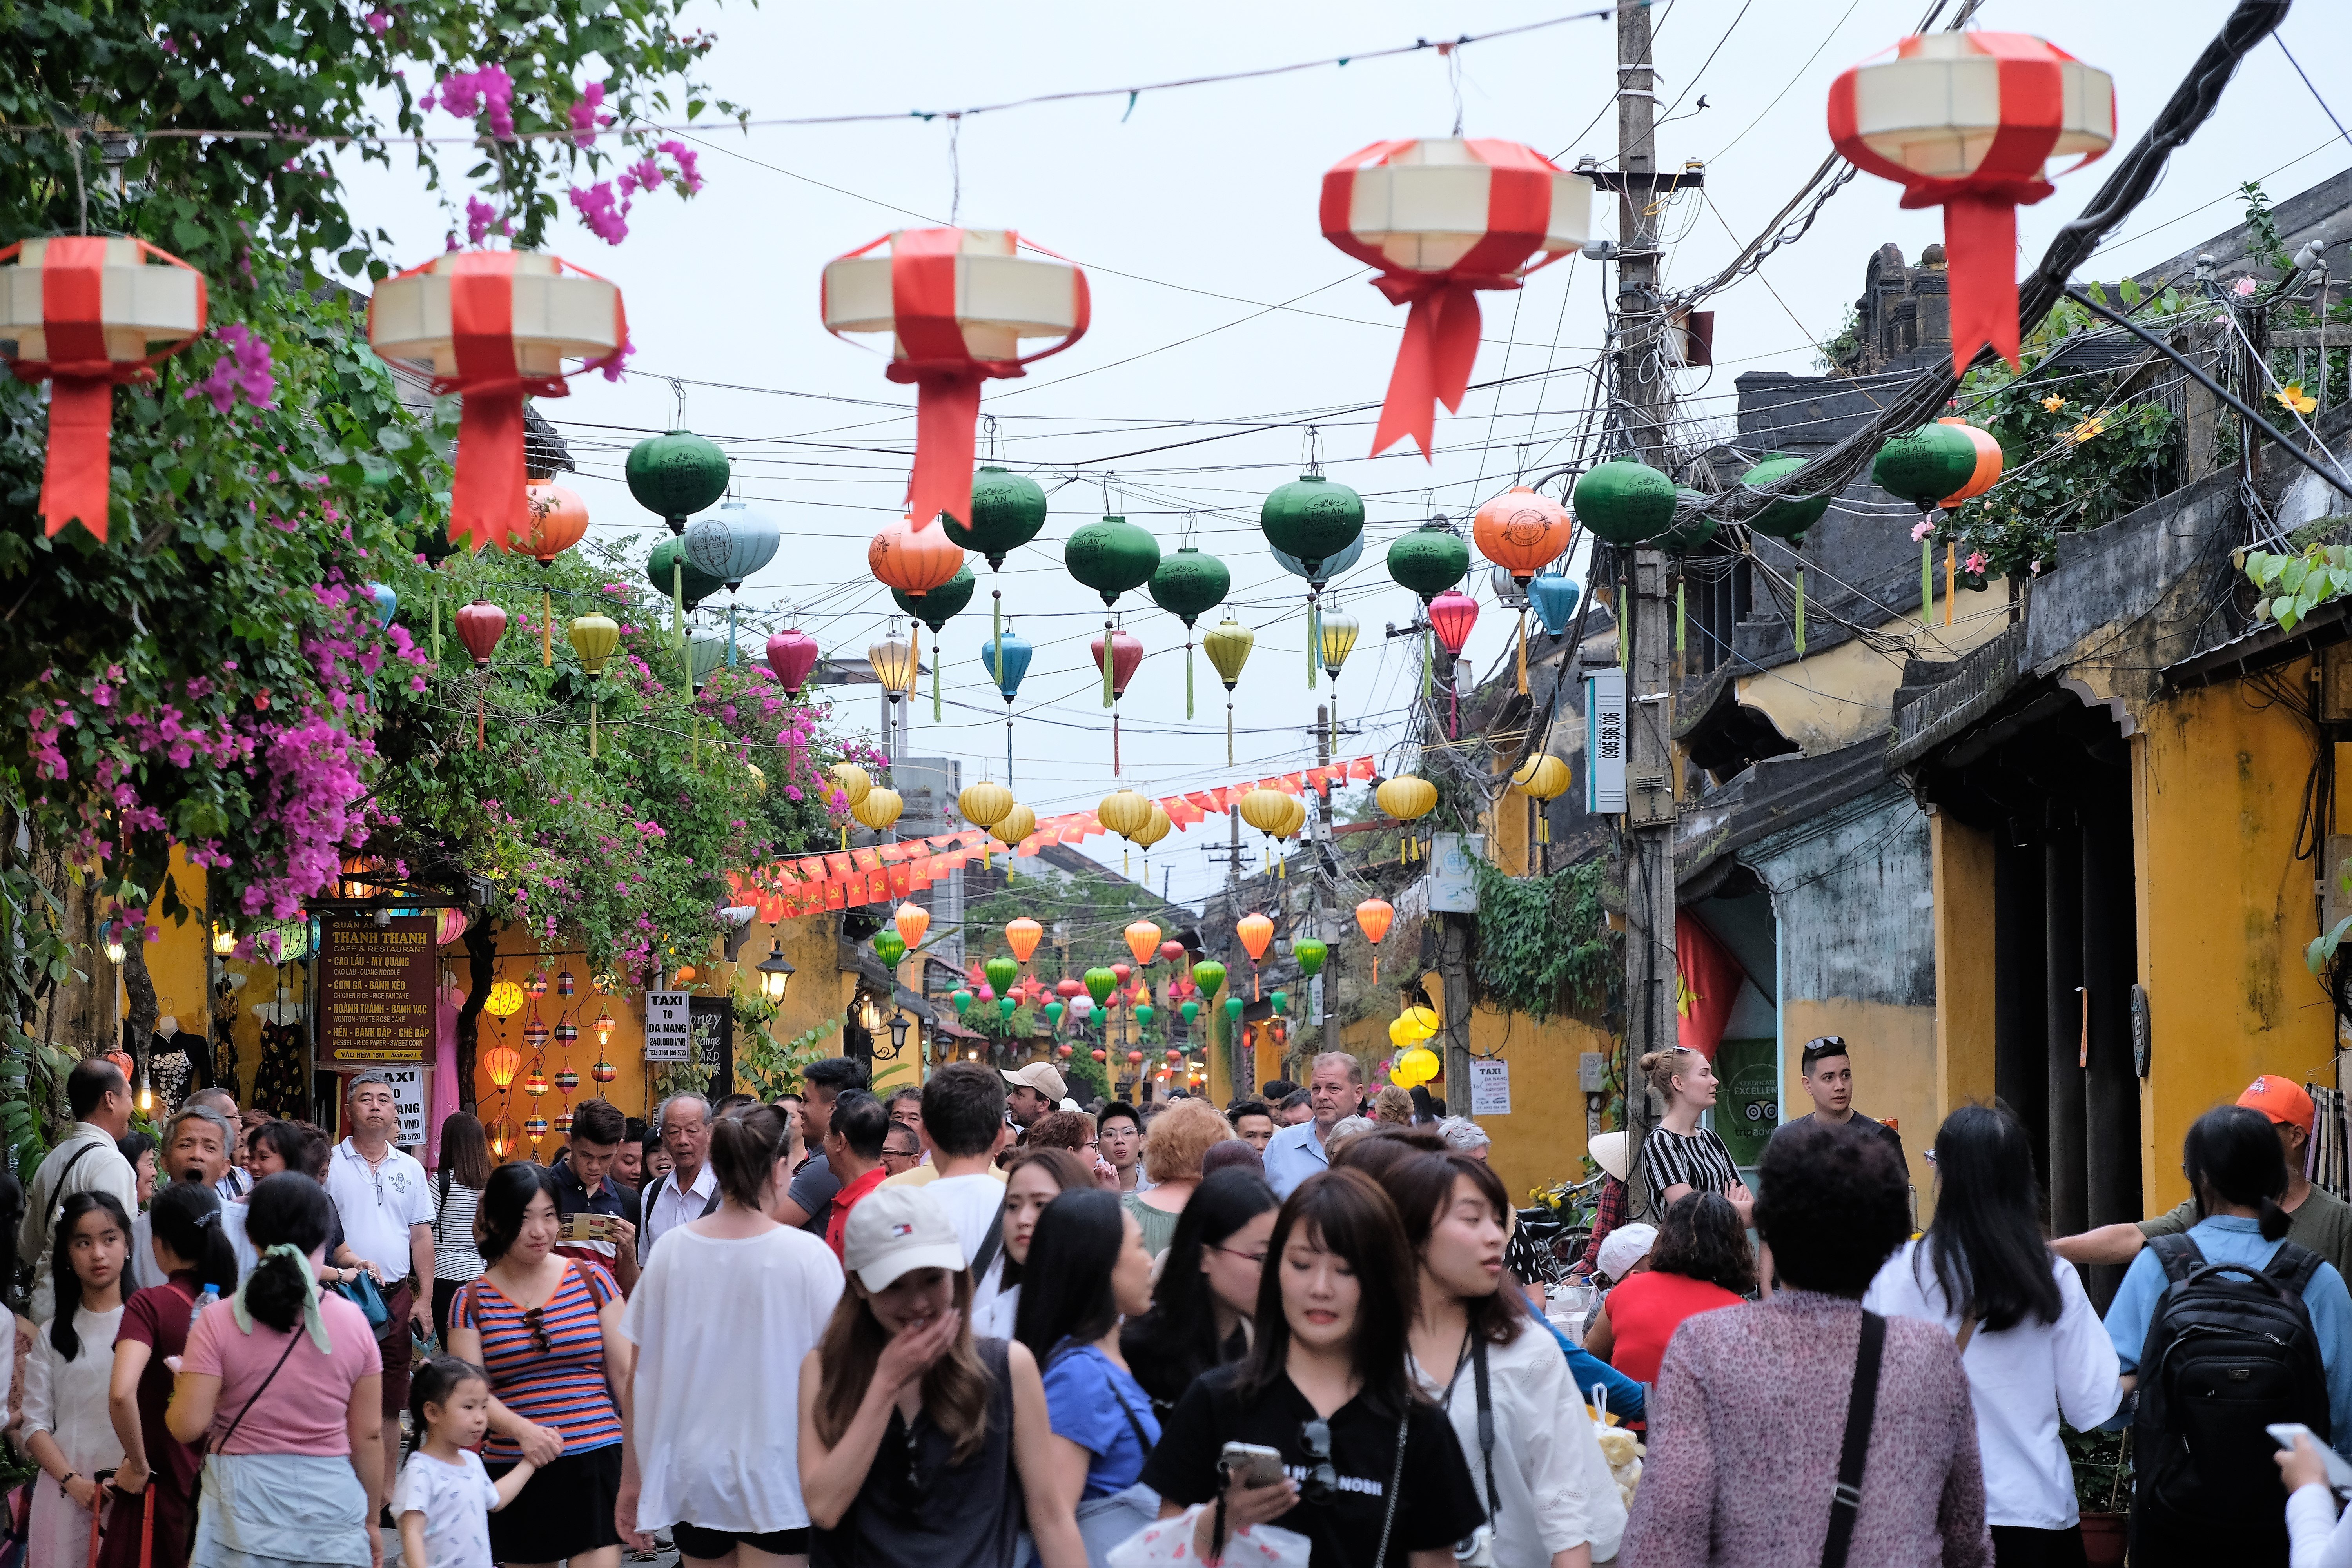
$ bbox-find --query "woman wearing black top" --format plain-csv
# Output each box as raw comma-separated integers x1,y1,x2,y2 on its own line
1141,1169,1486,1568
1120,1168,1279,1416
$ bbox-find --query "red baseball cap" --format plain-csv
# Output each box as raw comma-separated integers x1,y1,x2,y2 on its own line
2239,1076,2315,1131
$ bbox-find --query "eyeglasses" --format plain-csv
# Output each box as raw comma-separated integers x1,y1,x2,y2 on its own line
1298,1419,1338,1505
520,1306,552,1354
1207,1244,1267,1266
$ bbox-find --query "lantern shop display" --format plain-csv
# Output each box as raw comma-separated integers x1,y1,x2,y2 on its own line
369,251,627,550
0,237,208,544
822,227,1089,537
1321,138,1593,458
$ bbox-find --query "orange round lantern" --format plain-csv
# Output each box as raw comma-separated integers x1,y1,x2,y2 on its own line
1006,917,1044,963
516,482,590,562
868,514,965,599
1356,898,1396,946
1472,485,1573,584
1936,418,2004,506
1237,913,1275,963
482,1044,522,1089
895,902,931,949
1124,920,1163,967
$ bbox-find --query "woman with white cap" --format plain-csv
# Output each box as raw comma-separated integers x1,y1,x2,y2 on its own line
797,1184,1086,1568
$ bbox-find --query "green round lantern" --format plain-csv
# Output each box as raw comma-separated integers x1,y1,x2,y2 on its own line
1084,966,1119,1005
984,955,1019,993
648,538,725,609
1260,474,1366,583
1740,456,1833,543
1270,989,1290,1018
1292,939,1328,979
1871,424,1982,509
1656,497,1720,555
1065,516,1161,607
1180,1000,1201,1025
1045,1000,1065,1027
951,988,974,1016
1191,960,1227,998
871,931,907,966
943,466,1049,569
893,562,975,634
1224,996,1244,1024
1573,460,1680,546
1149,547,1230,627
1386,522,1471,603
626,430,732,532
1136,1003,1156,1028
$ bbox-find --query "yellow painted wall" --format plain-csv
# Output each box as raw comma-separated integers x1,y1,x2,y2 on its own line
2136,664,2338,1212
1780,995,1940,1221
1931,811,1998,1136
1733,581,2008,754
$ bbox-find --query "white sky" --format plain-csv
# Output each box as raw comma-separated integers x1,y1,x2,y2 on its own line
334,0,2352,910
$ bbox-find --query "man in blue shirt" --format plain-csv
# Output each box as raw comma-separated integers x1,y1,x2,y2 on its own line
1262,1051,1364,1199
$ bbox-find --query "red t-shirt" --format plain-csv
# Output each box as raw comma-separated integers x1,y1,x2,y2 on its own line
825,1166,889,1261
1605,1269,1745,1384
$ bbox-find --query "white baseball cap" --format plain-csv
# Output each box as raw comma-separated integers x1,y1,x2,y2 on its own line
1596,1223,1659,1282
841,1185,967,1292
1001,1061,1068,1102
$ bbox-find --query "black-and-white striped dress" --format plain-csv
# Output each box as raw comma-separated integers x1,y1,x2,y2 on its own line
1642,1124,1742,1202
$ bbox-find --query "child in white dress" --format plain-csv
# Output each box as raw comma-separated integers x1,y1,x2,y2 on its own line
22,1194,130,1568
392,1357,537,1568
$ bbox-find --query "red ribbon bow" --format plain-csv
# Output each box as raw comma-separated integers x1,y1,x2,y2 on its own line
824,228,1088,535
3,238,208,543
1829,34,2106,374
1322,140,1568,459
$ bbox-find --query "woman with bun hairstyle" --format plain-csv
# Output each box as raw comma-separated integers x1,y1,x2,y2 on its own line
1634,1046,1752,1226
167,1172,383,1568
103,1183,241,1568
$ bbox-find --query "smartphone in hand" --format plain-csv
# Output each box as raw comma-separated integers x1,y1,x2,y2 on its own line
2269,1423,2352,1492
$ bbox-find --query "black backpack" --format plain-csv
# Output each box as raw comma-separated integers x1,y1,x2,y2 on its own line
2131,1234,2330,1531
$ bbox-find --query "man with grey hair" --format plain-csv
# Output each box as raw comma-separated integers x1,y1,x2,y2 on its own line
325,1070,434,1496
1436,1116,1493,1161
185,1085,246,1197
129,1103,258,1288
1262,1051,1366,1199
638,1092,718,1263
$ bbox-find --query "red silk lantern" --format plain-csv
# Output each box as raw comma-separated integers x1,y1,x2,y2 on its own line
1159,940,1186,967
455,600,508,748
1006,917,1044,963
1127,1049,1145,1065
1111,962,1131,983
1321,140,1593,459
1165,1047,1183,1062
368,250,628,550
1090,630,1143,697
1056,1043,1073,1058
1428,590,1479,658
1829,33,2114,372
0,237,207,543
869,514,965,598
821,227,1089,535
1093,1048,1107,1062
1056,977,1085,1000
1472,486,1574,584
767,630,820,695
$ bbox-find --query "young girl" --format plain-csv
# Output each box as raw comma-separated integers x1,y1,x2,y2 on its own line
394,1357,538,1568
972,1149,1092,1340
25,1192,131,1568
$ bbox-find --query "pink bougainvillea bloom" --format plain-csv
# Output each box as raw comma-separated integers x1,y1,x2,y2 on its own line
1909,519,1934,543
186,323,277,413
464,195,507,245
569,181,628,245
2232,276,2259,298
1965,551,1989,575
657,140,705,194
569,81,612,149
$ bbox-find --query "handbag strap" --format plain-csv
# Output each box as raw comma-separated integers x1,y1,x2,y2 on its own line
1471,1334,1499,1523
213,1327,305,1455
1371,1412,1410,1568
1954,1313,1979,1356
1822,1310,1887,1568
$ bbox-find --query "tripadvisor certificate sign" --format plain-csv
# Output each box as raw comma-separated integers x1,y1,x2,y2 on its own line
318,915,439,1065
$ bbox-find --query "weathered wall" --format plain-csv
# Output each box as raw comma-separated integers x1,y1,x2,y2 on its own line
1734,582,2010,755
1744,785,1939,1209
1929,811,1998,1142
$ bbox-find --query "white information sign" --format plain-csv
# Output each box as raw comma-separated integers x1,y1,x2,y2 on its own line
643,992,691,1062
378,1065,427,1146
1427,833,1485,914
1470,1058,1512,1116
1586,668,1627,812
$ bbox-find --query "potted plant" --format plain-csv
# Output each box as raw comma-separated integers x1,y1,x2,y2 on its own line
2063,1423,2131,1566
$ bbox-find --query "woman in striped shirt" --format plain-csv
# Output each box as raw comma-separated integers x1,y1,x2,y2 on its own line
1636,1047,1753,1226
449,1164,630,1568
429,1114,490,1341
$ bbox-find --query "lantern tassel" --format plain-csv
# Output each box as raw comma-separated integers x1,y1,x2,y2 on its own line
1307,597,1319,691
908,622,920,737
933,652,943,721
1675,577,1687,681
1227,702,1235,766
432,591,441,661
589,697,598,759
1185,639,1195,720
1945,543,1956,627
1102,618,1115,708
1516,608,1528,696
476,690,485,750
1113,708,1122,777
1921,531,1934,632
541,589,553,668
993,583,1004,711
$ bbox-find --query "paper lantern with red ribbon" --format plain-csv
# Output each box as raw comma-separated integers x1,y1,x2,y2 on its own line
0,237,208,542
1321,140,1593,459
368,250,628,550
822,227,1089,535
1829,33,2114,373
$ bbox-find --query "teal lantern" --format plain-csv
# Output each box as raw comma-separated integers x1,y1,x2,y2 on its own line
1270,989,1289,1017
1225,996,1244,1024
1259,474,1365,584
1573,459,1679,547
1045,1000,1065,1027
366,583,398,627
687,631,731,692
998,996,1018,1019
895,563,975,719
1136,1003,1156,1028
1386,522,1470,604
1528,570,1581,636
872,931,907,966
1292,940,1327,978
1149,546,1231,719
1067,517,1160,708
951,988,974,1015
683,502,780,591
1180,1000,1200,1026
626,430,731,534
984,955,1019,993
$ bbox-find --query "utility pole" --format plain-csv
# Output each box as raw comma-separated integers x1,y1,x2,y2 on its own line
1615,0,1681,1221
1226,811,1246,1092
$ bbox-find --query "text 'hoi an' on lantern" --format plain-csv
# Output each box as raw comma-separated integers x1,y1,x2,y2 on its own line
1828,32,2113,374
368,250,628,550
0,237,207,544
1322,139,1593,458
822,227,1089,537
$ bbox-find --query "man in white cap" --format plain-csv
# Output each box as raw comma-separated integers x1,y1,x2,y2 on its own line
999,1061,1066,1133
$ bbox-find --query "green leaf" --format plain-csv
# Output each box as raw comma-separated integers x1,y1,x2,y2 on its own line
2121,277,2142,307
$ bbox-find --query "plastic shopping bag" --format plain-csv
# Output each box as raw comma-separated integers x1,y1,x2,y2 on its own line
1104,1504,1313,1566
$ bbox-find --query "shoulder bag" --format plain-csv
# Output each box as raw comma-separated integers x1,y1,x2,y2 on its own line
1063,1347,1163,1560
1821,1310,1887,1568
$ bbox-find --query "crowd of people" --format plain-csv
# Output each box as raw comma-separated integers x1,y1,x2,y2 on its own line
14,1042,2352,1566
